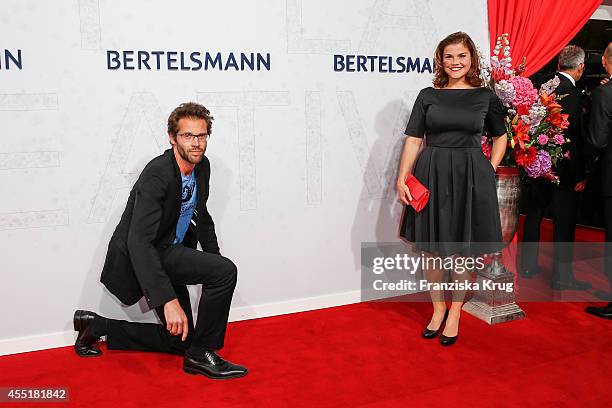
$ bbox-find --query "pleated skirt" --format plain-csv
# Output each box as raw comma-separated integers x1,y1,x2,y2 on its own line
400,146,503,256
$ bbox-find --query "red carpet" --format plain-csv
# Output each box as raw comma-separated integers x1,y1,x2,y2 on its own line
2,220,608,407
1,300,612,407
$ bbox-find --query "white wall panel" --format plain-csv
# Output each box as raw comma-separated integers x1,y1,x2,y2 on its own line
0,0,488,354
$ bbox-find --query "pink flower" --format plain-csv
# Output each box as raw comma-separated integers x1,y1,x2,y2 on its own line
537,134,548,145
509,76,537,113
525,150,552,178
553,134,565,145
564,151,571,159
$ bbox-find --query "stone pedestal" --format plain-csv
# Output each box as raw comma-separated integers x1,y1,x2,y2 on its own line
463,255,525,325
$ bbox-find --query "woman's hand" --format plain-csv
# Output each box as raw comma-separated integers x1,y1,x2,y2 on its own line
490,134,507,172
397,179,413,204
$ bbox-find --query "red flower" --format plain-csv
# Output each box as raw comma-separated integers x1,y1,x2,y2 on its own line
547,112,569,129
516,105,530,116
514,147,537,167
542,92,569,129
512,118,530,149
540,92,556,107
492,67,510,82
540,92,563,115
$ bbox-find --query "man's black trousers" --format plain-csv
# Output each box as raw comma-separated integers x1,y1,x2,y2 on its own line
520,179,578,278
105,245,237,355
605,197,612,283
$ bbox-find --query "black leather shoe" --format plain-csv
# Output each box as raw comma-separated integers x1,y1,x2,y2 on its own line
184,351,248,379
440,333,458,346
551,279,592,291
73,310,102,357
585,303,612,320
422,310,449,339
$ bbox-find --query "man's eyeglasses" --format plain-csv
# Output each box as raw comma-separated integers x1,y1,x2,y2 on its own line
177,133,210,142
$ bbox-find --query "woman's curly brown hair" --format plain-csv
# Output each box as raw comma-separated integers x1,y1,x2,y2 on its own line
167,102,214,136
433,32,483,89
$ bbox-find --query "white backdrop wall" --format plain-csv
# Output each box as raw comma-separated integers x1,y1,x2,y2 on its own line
0,0,488,355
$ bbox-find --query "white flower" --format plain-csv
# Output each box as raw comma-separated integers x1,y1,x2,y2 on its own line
495,80,516,107
540,75,561,95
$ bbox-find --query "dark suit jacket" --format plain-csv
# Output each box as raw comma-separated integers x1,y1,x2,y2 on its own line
552,73,586,186
588,81,612,196
100,148,220,308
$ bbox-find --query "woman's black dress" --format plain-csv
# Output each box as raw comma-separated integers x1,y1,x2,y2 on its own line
400,87,506,256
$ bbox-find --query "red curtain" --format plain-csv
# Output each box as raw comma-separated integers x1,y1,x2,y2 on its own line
490,0,602,272
488,0,602,77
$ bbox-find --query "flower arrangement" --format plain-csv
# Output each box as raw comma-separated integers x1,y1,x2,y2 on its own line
481,34,570,183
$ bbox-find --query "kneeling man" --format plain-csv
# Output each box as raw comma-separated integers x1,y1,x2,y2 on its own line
74,102,247,379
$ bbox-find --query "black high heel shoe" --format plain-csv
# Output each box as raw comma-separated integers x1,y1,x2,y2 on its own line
422,310,449,339
439,333,458,346
439,317,459,346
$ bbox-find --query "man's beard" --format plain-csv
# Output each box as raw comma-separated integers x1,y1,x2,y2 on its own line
177,145,204,164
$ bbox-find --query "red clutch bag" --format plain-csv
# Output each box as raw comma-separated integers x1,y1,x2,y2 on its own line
404,174,430,212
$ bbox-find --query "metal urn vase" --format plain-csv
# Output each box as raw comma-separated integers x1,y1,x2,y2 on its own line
463,166,526,324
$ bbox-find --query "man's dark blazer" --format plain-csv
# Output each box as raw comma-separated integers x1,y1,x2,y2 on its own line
552,72,586,186
100,148,220,308
588,80,612,196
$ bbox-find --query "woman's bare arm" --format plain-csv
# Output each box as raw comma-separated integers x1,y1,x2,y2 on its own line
396,136,424,204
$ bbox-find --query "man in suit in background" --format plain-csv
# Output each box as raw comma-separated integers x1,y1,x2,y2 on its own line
520,45,591,290
72,102,248,378
586,43,612,319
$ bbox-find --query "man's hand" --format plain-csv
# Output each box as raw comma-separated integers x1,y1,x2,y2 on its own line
574,180,587,192
164,298,189,341
601,77,610,86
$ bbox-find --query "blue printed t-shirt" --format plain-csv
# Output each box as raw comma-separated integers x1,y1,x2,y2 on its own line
173,171,197,244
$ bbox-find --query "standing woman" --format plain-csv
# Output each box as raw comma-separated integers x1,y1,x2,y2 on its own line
396,32,507,346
